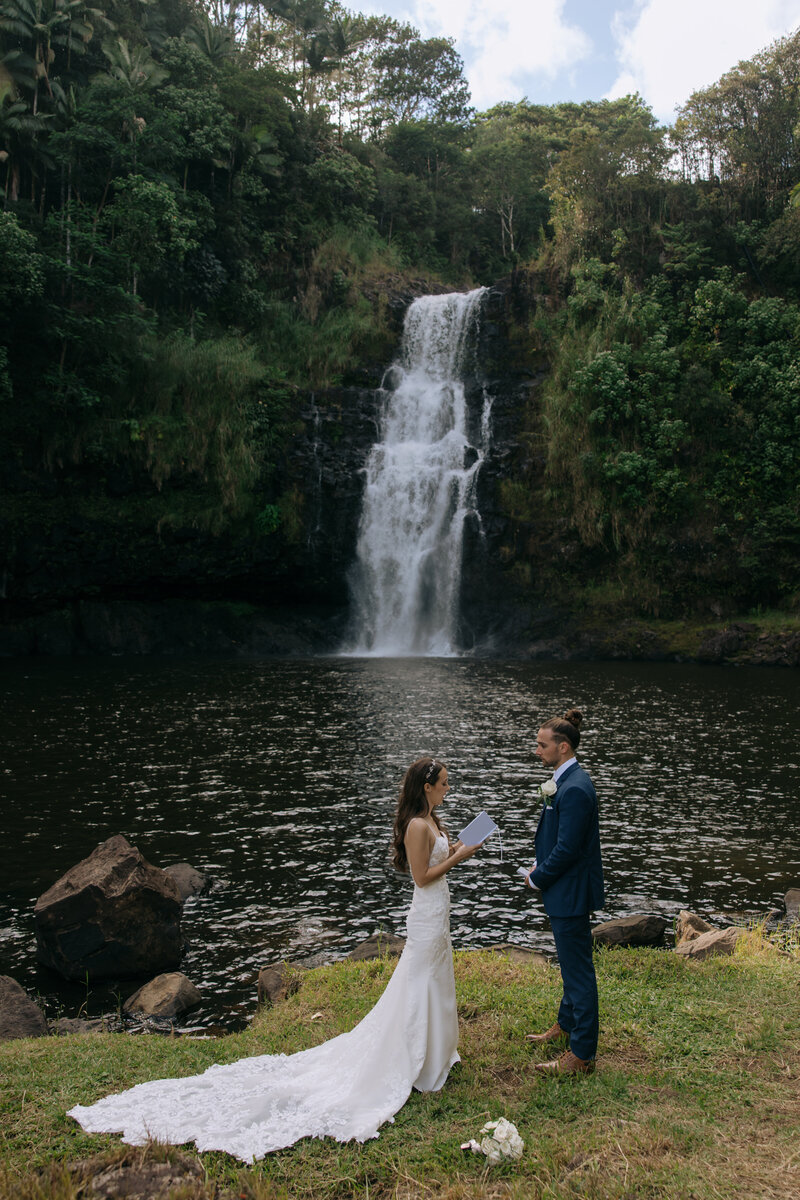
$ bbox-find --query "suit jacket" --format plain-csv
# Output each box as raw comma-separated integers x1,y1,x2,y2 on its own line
530,761,604,918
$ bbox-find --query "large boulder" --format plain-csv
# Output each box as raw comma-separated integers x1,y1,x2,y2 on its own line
348,932,406,961
591,915,668,947
674,927,745,960
34,834,183,981
675,911,714,945
784,888,800,921
123,972,201,1019
0,975,48,1040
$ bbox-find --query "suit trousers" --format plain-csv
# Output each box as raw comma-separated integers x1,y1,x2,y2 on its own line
549,913,599,1061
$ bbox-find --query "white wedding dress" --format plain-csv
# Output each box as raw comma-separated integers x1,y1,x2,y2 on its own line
68,834,459,1162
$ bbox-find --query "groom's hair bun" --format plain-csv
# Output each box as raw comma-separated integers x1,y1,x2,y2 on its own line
541,708,583,749
564,708,583,730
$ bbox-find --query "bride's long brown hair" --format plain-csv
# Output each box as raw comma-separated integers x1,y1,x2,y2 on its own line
392,757,447,874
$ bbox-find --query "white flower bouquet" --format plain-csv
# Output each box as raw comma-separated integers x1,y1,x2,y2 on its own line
462,1117,524,1164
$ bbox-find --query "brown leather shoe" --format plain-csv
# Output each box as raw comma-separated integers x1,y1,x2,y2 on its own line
525,1022,568,1045
533,1050,595,1076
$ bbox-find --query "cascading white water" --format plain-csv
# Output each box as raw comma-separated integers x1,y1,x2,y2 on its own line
347,288,489,656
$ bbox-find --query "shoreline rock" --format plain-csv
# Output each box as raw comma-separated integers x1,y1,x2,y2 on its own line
675,911,714,945
347,932,406,961
123,972,202,1019
257,962,307,1007
0,976,48,1041
592,915,668,947
674,927,745,960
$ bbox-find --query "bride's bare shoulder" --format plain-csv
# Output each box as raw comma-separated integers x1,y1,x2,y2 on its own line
405,816,433,842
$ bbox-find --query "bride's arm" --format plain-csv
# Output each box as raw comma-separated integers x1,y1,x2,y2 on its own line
405,818,479,887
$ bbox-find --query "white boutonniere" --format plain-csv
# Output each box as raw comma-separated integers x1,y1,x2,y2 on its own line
539,778,557,806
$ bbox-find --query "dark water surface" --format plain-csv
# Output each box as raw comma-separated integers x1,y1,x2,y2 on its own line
1,657,798,1030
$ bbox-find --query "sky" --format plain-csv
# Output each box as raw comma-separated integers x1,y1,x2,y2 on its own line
354,0,800,124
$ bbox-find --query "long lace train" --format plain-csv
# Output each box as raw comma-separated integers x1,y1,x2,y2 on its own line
68,835,459,1161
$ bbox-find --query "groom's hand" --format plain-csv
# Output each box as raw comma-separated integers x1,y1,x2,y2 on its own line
522,862,540,891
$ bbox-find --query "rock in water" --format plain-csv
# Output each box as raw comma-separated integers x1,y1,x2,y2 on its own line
348,932,406,961
0,975,48,1040
34,834,182,980
591,914,668,947
123,972,201,1018
163,863,207,901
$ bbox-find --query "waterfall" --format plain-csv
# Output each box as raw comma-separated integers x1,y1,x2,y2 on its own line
347,288,489,657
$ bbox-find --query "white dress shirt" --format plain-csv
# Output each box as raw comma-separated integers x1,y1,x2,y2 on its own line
553,756,577,784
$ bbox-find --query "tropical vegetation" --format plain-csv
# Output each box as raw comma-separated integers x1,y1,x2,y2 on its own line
1,2,799,620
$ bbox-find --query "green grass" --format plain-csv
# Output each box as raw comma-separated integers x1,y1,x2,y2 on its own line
2,938,799,1199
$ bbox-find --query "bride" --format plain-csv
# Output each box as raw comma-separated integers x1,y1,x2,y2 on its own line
68,757,482,1161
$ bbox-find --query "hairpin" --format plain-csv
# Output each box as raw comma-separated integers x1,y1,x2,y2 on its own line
425,759,437,781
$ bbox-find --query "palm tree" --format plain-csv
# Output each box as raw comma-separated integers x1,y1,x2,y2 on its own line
0,0,101,114
325,14,365,140
185,15,236,66
0,95,51,202
99,37,168,92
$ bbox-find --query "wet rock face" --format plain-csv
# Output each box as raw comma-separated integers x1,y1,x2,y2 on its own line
34,834,183,981
288,384,384,609
457,277,547,650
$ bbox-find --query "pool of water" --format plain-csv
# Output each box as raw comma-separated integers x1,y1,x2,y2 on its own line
2,656,798,1029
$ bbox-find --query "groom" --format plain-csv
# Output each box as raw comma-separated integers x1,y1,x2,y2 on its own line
523,710,604,1076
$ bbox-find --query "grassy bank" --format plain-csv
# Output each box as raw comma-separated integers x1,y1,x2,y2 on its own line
2,937,799,1199
565,609,800,666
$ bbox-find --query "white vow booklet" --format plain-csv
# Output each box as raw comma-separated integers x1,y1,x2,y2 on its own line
458,810,498,845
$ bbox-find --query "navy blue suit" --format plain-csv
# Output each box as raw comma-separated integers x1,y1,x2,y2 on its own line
530,761,604,1060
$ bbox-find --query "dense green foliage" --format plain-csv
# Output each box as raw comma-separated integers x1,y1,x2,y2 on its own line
1,3,799,617
504,33,800,617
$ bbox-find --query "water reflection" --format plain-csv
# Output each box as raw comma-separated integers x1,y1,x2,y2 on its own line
1,657,798,1029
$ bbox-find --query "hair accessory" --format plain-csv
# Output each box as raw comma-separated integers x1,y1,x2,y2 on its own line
425,759,438,781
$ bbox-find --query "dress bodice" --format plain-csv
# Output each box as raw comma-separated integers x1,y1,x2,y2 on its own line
409,832,450,917
428,832,450,867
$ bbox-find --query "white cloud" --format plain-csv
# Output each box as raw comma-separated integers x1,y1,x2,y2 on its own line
356,0,593,110
416,0,592,110
608,0,800,123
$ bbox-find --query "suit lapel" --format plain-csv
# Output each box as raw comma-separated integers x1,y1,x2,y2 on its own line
536,763,579,840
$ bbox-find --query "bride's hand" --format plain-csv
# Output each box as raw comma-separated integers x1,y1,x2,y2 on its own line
452,839,481,862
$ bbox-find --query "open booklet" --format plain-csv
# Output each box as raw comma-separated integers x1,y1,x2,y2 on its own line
458,810,499,846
